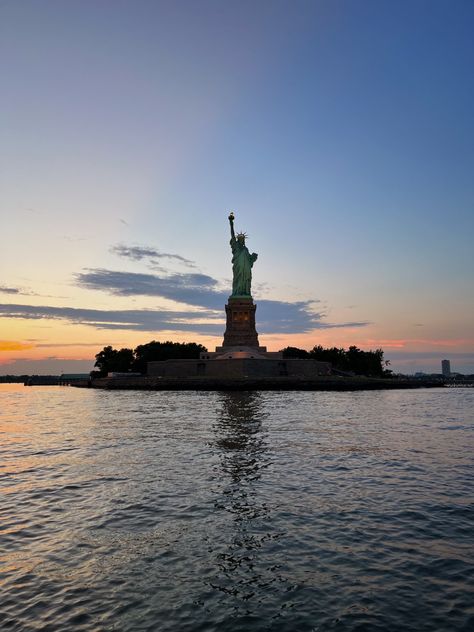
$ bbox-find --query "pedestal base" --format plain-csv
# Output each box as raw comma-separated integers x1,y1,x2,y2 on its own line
199,297,282,361
222,297,259,348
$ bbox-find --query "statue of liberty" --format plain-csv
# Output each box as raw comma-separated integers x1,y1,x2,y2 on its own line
228,212,258,297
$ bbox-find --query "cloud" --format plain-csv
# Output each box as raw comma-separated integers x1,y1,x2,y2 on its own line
0,340,35,351
256,300,369,333
0,358,95,374
35,342,115,348
0,255,370,336
111,244,196,267
361,337,474,349
0,303,223,333
0,285,21,294
0,292,368,335
76,268,227,309
74,268,369,332
0,284,46,297
63,235,87,242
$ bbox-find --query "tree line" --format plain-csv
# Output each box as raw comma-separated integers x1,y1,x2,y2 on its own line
94,341,208,376
94,340,390,377
281,345,390,377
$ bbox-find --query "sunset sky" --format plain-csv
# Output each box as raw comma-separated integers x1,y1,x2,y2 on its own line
1,0,473,375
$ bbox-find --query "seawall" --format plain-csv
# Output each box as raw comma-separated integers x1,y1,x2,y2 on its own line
77,376,443,391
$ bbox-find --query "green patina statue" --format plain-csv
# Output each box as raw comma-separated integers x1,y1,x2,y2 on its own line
228,211,258,297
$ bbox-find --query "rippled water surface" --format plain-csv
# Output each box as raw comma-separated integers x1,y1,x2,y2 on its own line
1,385,473,631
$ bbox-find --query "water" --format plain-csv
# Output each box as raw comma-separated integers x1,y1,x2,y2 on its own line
1,384,473,631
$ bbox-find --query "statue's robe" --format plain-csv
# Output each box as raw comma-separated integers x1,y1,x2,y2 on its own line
230,238,257,297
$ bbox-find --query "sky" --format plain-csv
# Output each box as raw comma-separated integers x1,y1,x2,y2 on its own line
1,0,473,375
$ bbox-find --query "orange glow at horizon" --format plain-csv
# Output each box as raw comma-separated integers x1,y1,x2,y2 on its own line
0,340,35,352
261,332,474,353
1,317,473,372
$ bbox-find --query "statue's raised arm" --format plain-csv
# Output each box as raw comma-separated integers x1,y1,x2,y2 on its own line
228,211,236,241
227,211,258,298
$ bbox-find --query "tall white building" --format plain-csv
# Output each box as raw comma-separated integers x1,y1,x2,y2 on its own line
441,359,451,377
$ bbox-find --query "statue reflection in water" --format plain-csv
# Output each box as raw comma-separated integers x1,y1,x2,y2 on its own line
207,392,289,612
213,391,268,519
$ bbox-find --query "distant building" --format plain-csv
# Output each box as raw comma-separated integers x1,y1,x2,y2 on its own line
441,359,451,377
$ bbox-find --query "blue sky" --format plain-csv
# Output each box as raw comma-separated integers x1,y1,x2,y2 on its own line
1,0,473,374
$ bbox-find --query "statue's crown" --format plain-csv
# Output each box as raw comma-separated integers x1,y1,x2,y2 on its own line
236,231,248,239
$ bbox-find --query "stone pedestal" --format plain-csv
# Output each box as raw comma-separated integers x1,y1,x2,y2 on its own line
222,297,259,348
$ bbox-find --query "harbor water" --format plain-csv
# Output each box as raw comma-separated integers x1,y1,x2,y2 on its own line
1,384,473,631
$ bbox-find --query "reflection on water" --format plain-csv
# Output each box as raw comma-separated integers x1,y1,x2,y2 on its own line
213,392,268,504
208,393,291,612
1,385,473,632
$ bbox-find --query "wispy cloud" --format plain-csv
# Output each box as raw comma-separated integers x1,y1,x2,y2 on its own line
0,285,21,295
111,244,196,268
0,340,35,351
0,357,94,372
0,249,370,335
63,235,88,242
256,300,369,332
0,285,41,296
74,268,369,332
76,268,226,308
35,342,115,348
0,303,222,333
359,338,474,349
0,299,367,334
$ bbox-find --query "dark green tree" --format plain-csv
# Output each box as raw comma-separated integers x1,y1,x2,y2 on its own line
132,340,207,373
310,345,348,369
94,346,134,376
309,344,387,376
280,346,310,359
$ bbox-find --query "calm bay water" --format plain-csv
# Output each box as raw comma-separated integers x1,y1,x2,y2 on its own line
0,384,473,631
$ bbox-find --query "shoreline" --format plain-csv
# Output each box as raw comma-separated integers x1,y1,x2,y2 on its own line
75,376,443,391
